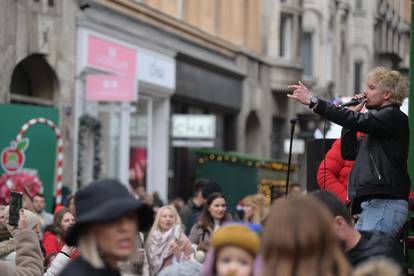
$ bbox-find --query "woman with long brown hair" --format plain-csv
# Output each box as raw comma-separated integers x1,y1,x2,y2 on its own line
42,208,75,258
189,192,231,246
262,196,350,276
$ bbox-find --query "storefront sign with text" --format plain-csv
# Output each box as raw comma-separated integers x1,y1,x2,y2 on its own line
86,75,136,102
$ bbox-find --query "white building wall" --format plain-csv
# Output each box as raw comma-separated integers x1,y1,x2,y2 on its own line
303,0,410,99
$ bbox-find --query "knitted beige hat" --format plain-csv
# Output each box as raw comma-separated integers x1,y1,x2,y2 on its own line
210,224,260,255
4,207,41,237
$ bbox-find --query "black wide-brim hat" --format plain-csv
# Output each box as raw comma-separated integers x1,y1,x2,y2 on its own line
65,178,154,246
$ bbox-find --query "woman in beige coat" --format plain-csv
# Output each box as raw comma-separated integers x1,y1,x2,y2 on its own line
0,209,43,276
145,205,193,275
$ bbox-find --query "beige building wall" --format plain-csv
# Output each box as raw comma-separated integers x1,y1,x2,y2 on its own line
140,0,262,53
123,0,302,161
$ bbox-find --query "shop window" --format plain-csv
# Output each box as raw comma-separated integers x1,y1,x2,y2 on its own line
279,13,293,59
271,117,285,159
245,111,261,155
98,104,122,178
302,32,313,77
355,0,362,10
129,99,150,191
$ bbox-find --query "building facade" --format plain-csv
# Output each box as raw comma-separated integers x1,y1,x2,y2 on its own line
0,0,307,202
0,0,78,204
135,0,304,200
302,0,411,99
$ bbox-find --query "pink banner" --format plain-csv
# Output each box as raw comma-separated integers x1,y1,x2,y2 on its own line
86,75,136,102
87,35,136,76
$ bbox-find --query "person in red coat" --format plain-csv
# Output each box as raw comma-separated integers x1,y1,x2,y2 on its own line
317,138,354,204
42,207,77,258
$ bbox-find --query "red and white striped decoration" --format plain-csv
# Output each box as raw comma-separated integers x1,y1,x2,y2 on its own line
16,118,64,205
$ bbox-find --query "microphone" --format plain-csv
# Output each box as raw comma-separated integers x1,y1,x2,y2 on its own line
290,118,299,124
339,97,366,107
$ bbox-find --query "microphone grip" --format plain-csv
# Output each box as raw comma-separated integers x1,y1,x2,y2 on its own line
339,97,365,107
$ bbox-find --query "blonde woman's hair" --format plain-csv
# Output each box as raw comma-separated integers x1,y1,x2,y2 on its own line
243,194,268,224
262,196,350,276
367,67,408,105
147,205,183,237
351,258,401,276
78,228,105,269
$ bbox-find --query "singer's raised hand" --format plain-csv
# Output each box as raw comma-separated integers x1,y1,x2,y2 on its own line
287,81,312,106
347,93,366,112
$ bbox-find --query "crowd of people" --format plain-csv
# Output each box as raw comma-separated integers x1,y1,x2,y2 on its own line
0,66,409,275
0,177,406,276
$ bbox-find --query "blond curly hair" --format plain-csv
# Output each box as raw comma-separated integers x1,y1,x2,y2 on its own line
243,194,268,224
367,67,407,105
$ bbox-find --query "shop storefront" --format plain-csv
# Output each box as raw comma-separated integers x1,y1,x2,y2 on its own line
170,57,242,200
76,28,175,200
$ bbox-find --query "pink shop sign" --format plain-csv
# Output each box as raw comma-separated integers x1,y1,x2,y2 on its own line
86,75,136,102
87,34,136,76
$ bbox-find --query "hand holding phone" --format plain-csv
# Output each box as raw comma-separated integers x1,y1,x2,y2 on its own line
173,225,183,246
17,210,28,230
9,191,23,226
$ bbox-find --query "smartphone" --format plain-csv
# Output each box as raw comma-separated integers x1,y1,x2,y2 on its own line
173,225,183,246
9,191,23,226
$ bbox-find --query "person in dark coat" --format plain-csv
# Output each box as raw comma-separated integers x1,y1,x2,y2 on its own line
311,190,404,268
59,178,154,276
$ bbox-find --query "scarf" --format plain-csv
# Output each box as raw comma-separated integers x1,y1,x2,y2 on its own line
146,227,176,275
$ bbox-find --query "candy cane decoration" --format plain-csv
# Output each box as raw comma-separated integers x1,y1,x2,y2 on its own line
16,118,64,205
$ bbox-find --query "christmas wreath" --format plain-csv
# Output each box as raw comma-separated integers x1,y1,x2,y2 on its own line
77,114,102,187
0,173,42,204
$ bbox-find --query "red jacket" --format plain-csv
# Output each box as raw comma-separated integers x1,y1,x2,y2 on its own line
42,231,64,258
317,139,354,204
42,231,79,259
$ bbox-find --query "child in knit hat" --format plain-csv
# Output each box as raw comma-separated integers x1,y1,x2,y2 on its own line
202,224,260,276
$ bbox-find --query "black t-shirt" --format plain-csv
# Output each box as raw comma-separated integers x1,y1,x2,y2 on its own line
59,256,121,276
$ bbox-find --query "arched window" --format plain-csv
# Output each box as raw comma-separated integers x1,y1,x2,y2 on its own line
10,54,58,106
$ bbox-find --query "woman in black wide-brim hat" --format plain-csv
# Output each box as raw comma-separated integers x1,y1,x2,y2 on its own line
59,178,154,276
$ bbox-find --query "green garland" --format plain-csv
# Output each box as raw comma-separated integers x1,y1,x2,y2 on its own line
196,153,297,172
77,114,102,188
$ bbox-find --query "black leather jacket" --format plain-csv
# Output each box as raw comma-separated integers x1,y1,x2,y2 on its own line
313,101,410,201
347,231,404,268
